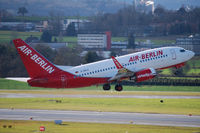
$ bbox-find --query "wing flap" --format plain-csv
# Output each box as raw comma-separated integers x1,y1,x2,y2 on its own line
109,56,134,81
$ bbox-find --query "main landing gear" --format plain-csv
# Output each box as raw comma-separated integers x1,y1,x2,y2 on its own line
103,83,123,91
115,84,123,91
103,83,111,91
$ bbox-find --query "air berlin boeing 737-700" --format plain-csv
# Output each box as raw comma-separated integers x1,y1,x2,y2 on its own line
13,39,194,91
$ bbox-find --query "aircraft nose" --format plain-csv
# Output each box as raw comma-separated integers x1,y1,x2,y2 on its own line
188,50,195,58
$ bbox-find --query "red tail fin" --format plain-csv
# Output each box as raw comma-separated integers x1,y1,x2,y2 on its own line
13,39,61,78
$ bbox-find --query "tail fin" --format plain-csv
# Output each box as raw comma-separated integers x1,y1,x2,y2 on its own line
13,39,61,78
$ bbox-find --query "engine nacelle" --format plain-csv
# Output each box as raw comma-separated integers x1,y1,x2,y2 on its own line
130,68,156,82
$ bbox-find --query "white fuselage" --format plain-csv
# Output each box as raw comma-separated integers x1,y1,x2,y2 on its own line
59,47,194,78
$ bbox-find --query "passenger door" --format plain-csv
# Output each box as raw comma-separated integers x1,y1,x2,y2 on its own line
170,49,176,60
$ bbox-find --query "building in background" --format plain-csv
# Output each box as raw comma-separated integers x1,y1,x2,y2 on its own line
0,22,35,31
78,31,111,50
134,0,155,14
176,35,200,55
111,41,128,49
62,19,90,31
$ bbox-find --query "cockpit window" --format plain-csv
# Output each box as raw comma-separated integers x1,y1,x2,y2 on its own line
180,49,185,52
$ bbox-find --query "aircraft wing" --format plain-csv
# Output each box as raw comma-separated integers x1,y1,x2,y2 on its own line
109,56,135,81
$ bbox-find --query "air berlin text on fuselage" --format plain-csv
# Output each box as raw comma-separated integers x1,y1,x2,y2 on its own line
129,50,163,62
137,73,153,78
17,45,55,74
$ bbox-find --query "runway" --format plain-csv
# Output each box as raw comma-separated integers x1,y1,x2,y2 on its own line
0,109,200,127
1,93,200,99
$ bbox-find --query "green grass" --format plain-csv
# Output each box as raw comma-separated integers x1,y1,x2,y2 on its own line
188,69,200,75
136,39,175,45
161,67,200,76
160,56,200,76
159,76,200,80
0,30,42,43
112,37,127,42
0,97,200,115
2,16,49,22
1,78,200,92
136,36,178,45
0,78,53,90
0,30,77,44
111,36,175,45
188,56,200,67
53,36,77,42
1,120,199,133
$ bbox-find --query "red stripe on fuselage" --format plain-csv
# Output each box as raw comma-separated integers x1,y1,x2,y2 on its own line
157,62,185,70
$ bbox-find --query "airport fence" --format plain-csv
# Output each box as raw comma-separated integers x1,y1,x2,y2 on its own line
124,77,200,86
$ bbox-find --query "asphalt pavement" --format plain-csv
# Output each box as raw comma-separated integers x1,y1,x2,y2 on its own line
0,109,200,127
1,93,200,99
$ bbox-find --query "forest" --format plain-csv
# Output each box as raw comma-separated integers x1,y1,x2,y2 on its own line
87,6,200,36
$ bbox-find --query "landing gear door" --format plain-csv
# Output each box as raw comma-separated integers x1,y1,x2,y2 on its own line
61,75,66,88
170,49,176,60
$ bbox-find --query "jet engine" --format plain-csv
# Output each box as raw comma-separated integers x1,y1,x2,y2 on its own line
130,68,156,82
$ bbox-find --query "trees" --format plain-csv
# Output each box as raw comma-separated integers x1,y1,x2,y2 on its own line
154,5,165,16
48,11,63,36
128,33,135,49
66,23,77,36
177,7,187,15
17,7,28,16
84,51,102,63
0,44,28,77
34,44,55,62
90,4,200,36
41,30,52,43
54,47,82,66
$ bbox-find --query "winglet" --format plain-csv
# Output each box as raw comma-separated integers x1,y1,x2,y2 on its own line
111,56,123,69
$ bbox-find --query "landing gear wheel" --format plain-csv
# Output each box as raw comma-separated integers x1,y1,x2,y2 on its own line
173,68,183,76
115,84,123,91
103,83,111,91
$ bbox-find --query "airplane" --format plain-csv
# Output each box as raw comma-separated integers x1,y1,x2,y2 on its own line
13,38,195,91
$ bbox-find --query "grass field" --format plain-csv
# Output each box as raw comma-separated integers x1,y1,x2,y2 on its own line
160,56,200,76
0,97,200,115
111,36,176,45
1,78,200,92
1,120,199,133
0,30,42,43
53,36,77,42
2,16,49,22
0,30,176,45
161,68,200,76
136,39,175,45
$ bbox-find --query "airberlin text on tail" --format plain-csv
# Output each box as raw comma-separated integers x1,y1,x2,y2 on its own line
17,45,55,74
13,39,58,78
